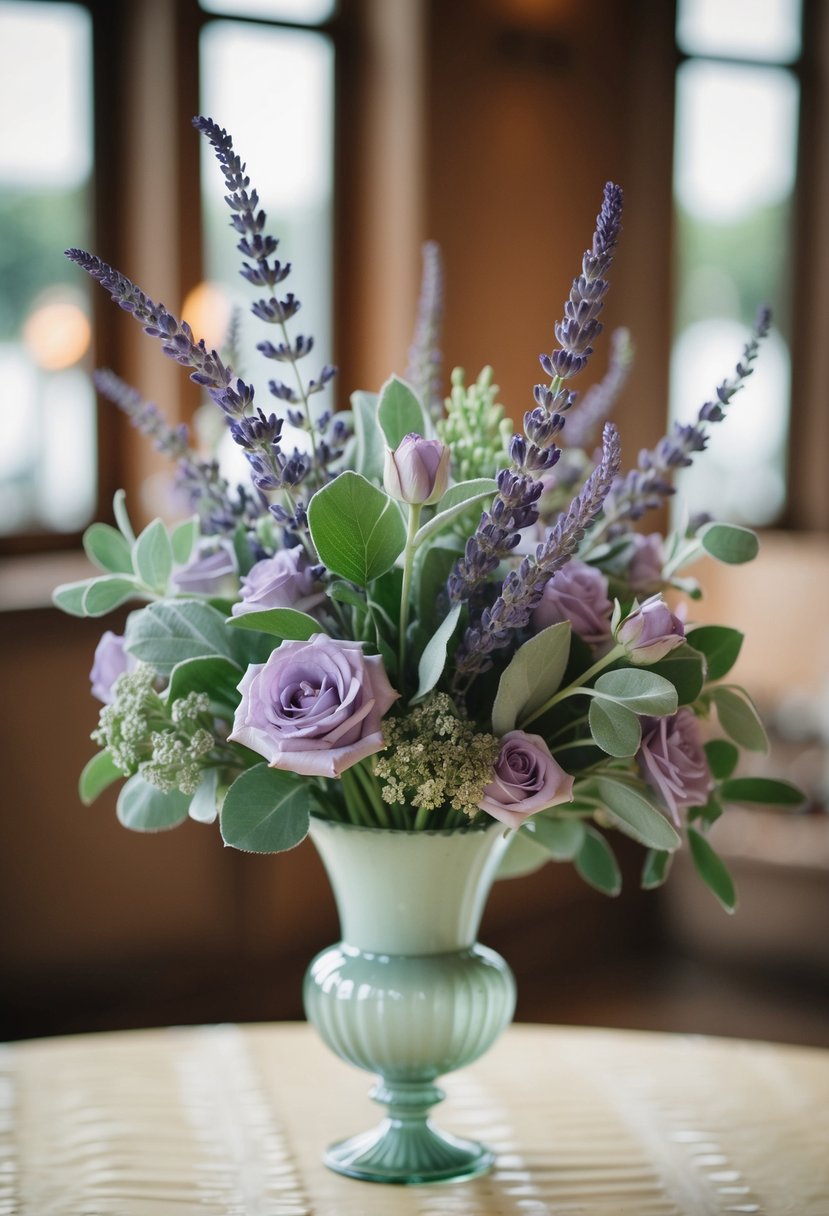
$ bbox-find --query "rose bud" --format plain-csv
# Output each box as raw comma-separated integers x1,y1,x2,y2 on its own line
616,594,685,664
478,730,574,829
383,433,450,505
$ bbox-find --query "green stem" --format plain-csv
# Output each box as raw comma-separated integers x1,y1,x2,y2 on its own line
413,803,431,831
398,502,423,688
519,643,626,728
340,768,374,827
351,760,390,827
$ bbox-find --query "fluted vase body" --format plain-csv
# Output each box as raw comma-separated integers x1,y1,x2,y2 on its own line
303,816,516,1184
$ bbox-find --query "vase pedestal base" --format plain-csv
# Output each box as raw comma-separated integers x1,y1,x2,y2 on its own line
324,1119,494,1185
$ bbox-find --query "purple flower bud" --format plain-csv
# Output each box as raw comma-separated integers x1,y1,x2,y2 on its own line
616,594,685,664
383,433,450,505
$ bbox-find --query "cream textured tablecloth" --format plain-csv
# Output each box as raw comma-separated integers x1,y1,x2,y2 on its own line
2,1021,828,1214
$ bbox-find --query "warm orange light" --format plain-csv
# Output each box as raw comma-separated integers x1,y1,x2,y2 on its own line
23,293,91,371
181,281,232,350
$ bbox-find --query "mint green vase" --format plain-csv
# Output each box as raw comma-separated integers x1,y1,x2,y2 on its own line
303,817,516,1185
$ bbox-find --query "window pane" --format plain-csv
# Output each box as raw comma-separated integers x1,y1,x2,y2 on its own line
670,60,798,526
198,20,334,470
0,1,95,536
676,0,802,63
199,0,335,24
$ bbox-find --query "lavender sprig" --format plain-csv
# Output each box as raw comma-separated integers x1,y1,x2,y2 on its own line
563,327,633,450
452,423,621,691
405,241,444,420
595,307,772,539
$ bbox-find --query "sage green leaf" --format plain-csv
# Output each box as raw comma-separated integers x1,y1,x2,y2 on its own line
494,621,571,735
133,518,174,592
170,515,199,565
328,580,366,609
220,763,312,853
699,521,759,564
719,776,805,807
83,522,134,574
574,826,622,896
711,686,769,753
412,602,462,703
166,655,242,715
651,645,706,705
125,599,234,674
687,625,744,681
78,750,123,805
532,815,586,860
415,542,461,635
496,829,551,880
688,826,737,912
351,390,385,482
189,768,219,824
642,848,673,890
308,471,407,586
592,669,678,716
704,738,740,780
588,697,642,757
226,607,324,641
595,777,681,850
413,479,497,547
116,775,191,831
53,578,96,617
377,375,426,448
113,488,135,543
82,575,142,617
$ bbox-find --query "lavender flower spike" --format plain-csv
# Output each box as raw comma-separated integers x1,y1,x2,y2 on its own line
405,241,444,421
563,327,633,450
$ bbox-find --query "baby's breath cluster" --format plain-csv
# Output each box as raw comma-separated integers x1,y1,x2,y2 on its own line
437,367,512,482
374,693,500,825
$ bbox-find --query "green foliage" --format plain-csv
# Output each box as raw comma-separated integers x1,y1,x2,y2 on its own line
496,830,551,879
575,826,622,896
591,669,678,716
220,764,313,852
493,622,571,735
641,848,673,890
308,472,407,586
350,390,385,482
226,607,323,641
709,686,769,753
704,739,740,780
78,751,123,805
82,576,142,617
116,775,192,832
699,521,759,565
132,518,174,593
719,777,805,808
171,516,199,566
125,599,235,674
83,523,134,574
437,366,512,481
532,815,585,860
412,602,462,702
588,698,641,756
687,826,737,912
165,655,242,716
594,777,681,851
687,625,744,682
650,645,706,705
377,376,426,448
413,479,497,547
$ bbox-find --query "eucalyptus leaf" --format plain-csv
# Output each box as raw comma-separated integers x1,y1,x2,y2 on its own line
83,523,134,574
650,645,706,706
125,599,234,674
78,750,123,805
531,815,586,860
494,621,571,735
116,775,191,831
588,698,642,757
189,768,219,824
227,607,323,641
350,390,385,483
719,776,805,807
132,518,174,592
377,375,426,448
327,580,366,609
687,625,744,682
592,669,678,716
699,521,759,565
496,829,551,880
415,542,461,636
704,739,739,780
412,602,462,702
170,516,199,566
574,826,622,896
595,777,681,851
220,763,312,853
307,471,407,586
413,479,497,547
710,686,769,753
166,655,242,715
82,575,142,617
688,826,737,912
641,848,673,890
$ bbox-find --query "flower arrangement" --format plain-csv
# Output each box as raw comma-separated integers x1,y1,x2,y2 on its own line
54,116,802,911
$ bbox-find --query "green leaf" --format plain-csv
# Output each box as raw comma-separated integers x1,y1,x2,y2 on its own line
328,580,366,609
82,575,141,617
415,542,461,636
592,669,678,716
307,471,407,587
132,518,174,592
220,764,312,853
166,655,242,715
377,375,426,449
531,815,586,860
413,479,497,547
704,739,739,780
650,645,706,706
226,607,323,640
116,775,191,831
189,768,219,824
53,578,96,617
710,686,769,753
496,829,551,880
125,599,234,674
699,521,759,565
83,522,134,574
588,698,642,757
494,622,571,735
350,390,385,483
112,488,135,544
78,751,123,805
574,826,622,896
719,777,805,807
412,602,462,703
170,516,199,565
594,777,681,851
687,826,737,912
642,848,673,890
687,625,744,681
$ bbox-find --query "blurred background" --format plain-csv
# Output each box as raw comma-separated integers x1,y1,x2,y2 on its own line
1,0,828,1046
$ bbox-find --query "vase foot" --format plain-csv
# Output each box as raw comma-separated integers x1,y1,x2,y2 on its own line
323,1116,494,1185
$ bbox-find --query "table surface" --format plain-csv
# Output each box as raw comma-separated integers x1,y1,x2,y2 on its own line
2,1021,828,1215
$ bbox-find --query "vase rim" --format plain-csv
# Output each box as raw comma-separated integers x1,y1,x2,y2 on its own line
309,813,504,840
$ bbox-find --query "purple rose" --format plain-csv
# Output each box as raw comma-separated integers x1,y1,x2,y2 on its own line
383,433,450,505
627,532,664,596
90,630,135,703
532,560,613,648
479,730,574,829
231,548,325,618
172,540,238,597
638,709,713,825
616,594,685,664
228,634,399,778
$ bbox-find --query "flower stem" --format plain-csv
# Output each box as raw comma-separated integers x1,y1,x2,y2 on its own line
519,643,626,728
351,760,390,827
398,502,423,688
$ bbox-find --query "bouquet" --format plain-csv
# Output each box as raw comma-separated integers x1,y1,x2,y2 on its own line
54,116,802,911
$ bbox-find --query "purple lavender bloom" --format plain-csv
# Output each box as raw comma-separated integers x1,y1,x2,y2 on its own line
404,241,444,421
563,327,633,450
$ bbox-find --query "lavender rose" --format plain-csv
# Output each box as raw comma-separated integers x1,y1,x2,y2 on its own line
616,594,685,664
532,559,613,647
231,548,325,618
383,433,450,505
228,634,399,778
171,539,238,597
638,709,713,825
479,730,574,828
90,630,135,703
626,532,664,596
